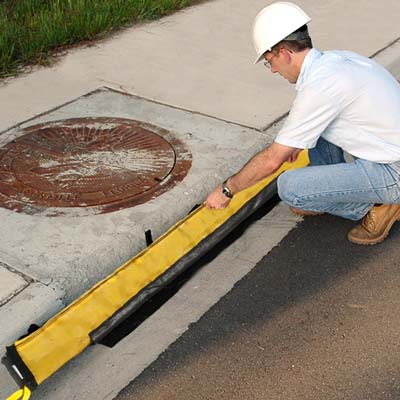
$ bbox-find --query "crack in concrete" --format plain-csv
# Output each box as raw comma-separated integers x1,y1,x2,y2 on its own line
0,273,63,307
0,261,36,307
0,261,34,284
0,281,30,307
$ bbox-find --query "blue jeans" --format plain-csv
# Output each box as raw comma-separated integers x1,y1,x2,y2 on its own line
277,138,400,221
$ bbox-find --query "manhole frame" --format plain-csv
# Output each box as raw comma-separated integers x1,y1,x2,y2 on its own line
0,117,192,216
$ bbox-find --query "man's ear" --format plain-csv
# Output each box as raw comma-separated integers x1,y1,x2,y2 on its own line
281,47,293,63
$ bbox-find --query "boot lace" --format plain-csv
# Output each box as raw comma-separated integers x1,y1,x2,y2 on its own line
362,209,376,232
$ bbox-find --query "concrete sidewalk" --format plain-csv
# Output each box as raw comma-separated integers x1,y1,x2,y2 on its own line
1,0,400,398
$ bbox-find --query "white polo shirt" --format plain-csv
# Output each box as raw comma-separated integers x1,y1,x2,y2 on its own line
275,48,400,163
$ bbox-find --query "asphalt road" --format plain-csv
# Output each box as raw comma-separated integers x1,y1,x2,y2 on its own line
114,211,400,400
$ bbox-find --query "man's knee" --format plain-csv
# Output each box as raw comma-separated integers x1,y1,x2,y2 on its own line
277,171,298,205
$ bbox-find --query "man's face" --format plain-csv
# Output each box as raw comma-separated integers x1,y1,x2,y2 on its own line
264,48,298,84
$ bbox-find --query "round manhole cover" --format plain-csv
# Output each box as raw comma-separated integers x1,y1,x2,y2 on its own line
0,117,192,216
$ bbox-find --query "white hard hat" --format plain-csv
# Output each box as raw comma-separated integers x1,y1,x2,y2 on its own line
252,2,311,64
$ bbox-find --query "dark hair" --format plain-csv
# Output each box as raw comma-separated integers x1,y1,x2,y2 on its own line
272,25,313,53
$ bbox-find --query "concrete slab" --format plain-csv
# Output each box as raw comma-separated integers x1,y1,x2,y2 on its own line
0,0,400,132
0,87,273,306
0,282,64,348
0,282,64,398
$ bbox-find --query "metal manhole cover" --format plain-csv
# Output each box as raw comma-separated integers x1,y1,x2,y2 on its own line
0,117,192,216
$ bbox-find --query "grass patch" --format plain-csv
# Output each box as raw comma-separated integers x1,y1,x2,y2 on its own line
0,0,201,78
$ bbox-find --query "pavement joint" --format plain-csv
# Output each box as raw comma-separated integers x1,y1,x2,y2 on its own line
102,86,271,133
0,85,103,136
260,111,290,132
369,36,400,59
0,262,34,284
0,262,34,307
0,282,30,308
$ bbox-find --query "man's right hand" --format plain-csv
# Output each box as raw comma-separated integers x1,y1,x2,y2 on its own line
205,186,232,209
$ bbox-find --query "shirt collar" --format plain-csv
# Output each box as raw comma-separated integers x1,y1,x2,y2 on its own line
295,48,322,90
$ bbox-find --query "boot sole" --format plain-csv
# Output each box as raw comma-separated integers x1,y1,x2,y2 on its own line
348,209,400,245
289,207,324,217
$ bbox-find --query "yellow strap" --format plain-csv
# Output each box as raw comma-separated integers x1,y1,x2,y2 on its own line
5,387,31,400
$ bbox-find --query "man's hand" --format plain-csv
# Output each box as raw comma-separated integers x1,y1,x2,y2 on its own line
286,148,302,163
205,186,231,209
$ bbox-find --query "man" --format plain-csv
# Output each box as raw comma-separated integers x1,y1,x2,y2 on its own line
205,1,400,245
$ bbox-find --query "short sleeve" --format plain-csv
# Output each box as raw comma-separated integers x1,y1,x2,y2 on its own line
275,86,340,149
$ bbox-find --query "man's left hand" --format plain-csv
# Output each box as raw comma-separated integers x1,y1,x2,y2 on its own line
205,186,231,209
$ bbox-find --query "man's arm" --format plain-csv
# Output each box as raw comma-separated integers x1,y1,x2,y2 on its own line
205,142,298,209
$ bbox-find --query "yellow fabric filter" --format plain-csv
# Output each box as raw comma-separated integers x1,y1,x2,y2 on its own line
12,152,309,386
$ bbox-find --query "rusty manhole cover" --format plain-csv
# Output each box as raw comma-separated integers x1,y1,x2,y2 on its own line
0,117,192,216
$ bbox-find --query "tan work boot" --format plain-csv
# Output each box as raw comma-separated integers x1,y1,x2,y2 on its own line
348,204,400,245
289,207,324,216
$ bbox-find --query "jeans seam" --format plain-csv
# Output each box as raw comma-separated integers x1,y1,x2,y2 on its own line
292,183,399,204
357,161,398,201
289,195,371,218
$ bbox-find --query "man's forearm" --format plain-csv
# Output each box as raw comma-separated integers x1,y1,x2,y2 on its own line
226,148,282,195
204,143,296,209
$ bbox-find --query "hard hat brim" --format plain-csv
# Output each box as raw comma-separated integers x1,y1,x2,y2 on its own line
254,52,266,64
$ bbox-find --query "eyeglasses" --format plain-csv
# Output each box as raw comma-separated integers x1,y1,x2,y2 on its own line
263,53,277,69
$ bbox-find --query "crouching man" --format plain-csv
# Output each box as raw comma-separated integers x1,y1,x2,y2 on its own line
205,2,400,245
